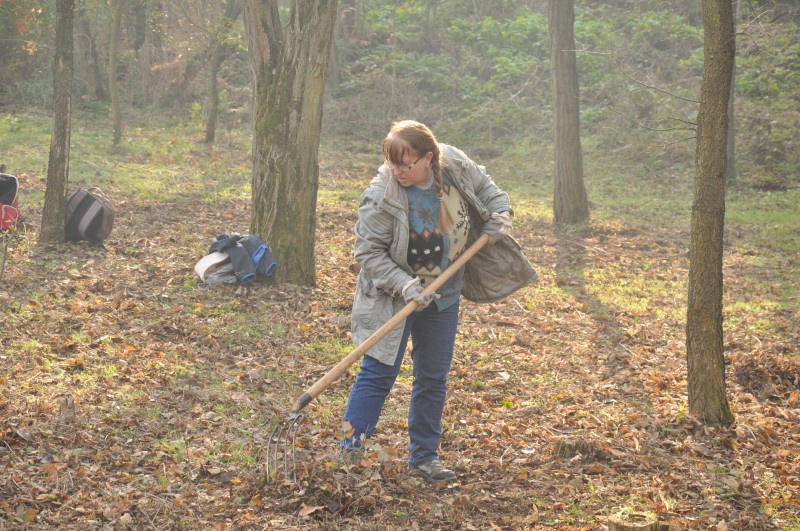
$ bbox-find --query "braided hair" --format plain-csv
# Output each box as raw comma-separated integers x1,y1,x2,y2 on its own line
382,120,453,233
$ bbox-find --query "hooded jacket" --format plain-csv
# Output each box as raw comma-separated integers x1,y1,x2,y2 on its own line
352,143,537,365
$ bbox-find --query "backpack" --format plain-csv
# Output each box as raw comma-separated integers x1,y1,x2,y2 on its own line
196,234,277,284
65,187,115,243
0,173,19,231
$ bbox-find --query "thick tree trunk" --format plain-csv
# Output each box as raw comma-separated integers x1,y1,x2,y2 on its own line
549,0,589,225
686,0,735,426
244,0,338,286
40,0,75,244
608,511,659,531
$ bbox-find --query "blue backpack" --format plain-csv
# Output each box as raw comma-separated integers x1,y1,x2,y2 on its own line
204,234,277,284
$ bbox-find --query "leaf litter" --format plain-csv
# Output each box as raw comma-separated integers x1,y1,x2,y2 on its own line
1,167,798,530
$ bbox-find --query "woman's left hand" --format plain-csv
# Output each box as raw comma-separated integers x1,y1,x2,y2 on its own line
482,211,513,243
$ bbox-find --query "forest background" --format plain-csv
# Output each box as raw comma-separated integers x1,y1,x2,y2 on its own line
1,1,798,529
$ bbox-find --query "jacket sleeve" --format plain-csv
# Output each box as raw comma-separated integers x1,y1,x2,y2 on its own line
354,188,412,297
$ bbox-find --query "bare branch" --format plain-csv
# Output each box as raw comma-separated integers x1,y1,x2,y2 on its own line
572,48,699,104
601,103,696,133
613,57,700,104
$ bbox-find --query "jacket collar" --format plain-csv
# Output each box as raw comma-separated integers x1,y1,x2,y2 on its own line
370,166,407,216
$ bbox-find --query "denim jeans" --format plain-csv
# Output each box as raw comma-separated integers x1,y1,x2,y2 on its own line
342,300,459,466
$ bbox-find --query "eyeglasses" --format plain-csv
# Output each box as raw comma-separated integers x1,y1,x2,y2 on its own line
385,154,423,172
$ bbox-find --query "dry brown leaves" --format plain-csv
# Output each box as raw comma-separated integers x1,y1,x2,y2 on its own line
1,178,798,530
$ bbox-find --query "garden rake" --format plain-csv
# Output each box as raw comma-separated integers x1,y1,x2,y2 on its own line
266,233,490,483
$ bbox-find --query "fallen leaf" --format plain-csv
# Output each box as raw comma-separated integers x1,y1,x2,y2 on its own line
22,507,37,522
298,504,324,517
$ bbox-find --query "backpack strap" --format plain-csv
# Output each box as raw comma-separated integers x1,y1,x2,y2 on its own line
209,234,241,253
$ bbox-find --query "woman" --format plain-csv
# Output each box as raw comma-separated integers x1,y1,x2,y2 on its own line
342,120,536,483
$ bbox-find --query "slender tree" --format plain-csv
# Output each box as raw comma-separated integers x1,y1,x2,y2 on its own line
205,0,242,144
109,0,123,145
75,1,107,101
686,0,735,426
243,0,338,285
548,0,589,225
39,0,75,244
725,0,739,184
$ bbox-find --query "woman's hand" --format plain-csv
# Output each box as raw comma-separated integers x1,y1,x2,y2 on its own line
482,211,513,243
401,277,441,310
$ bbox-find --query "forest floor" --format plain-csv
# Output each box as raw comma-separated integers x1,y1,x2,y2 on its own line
1,140,799,530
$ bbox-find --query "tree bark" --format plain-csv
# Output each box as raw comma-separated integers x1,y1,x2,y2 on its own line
39,0,75,244
549,0,589,225
109,0,123,145
608,511,659,531
132,0,147,52
244,0,338,286
204,46,222,144
75,3,107,101
686,0,735,426
725,0,739,184
205,0,242,144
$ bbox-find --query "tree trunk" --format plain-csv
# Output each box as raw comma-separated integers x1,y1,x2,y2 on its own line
132,0,147,52
686,0,735,426
549,0,589,225
166,47,211,105
724,73,736,183
725,0,739,184
75,3,107,101
109,0,123,145
608,511,659,531
205,0,242,144
204,46,222,144
39,0,75,245
330,0,358,87
244,0,338,286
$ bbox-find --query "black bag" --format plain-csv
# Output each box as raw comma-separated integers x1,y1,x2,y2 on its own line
65,187,114,243
0,173,19,231
227,243,258,284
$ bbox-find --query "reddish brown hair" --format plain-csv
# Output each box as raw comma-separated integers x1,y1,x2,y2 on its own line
382,120,452,232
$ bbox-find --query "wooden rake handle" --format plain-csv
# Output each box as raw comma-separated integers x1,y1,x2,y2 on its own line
290,233,490,413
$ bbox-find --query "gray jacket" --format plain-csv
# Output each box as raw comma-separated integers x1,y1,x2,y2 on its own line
351,143,537,365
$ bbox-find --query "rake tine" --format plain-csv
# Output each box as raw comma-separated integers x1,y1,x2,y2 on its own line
267,412,304,483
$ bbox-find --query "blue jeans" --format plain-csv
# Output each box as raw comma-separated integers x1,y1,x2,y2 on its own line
342,300,459,466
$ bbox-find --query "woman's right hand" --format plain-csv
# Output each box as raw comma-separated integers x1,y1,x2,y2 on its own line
401,277,440,310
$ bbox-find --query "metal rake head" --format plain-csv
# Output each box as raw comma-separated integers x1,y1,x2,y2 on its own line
266,412,304,483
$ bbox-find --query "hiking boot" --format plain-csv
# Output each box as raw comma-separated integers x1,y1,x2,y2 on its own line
410,459,457,483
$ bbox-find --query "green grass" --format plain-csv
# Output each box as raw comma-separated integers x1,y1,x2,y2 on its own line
1,109,253,209
317,188,361,209
724,300,789,336
727,188,800,252
0,113,52,174
305,336,355,364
